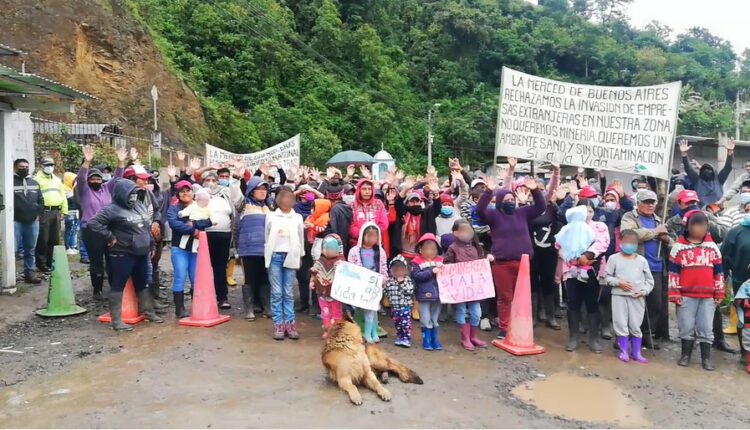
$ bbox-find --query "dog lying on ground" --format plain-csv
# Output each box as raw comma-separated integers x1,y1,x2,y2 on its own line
322,318,423,405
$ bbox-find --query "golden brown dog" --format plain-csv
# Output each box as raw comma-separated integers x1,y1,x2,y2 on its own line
322,319,423,405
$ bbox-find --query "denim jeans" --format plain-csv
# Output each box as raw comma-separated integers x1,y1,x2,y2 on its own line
78,219,88,260
170,247,196,293
109,254,148,293
454,301,482,326
14,221,39,272
268,252,296,325
676,297,715,344
63,213,79,250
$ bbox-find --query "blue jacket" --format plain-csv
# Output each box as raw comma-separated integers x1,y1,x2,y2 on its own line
167,203,212,252
410,255,442,302
237,177,271,257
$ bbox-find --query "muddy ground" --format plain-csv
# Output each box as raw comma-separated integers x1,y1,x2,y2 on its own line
1,252,748,428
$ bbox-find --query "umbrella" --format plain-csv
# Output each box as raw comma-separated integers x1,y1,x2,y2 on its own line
326,150,374,167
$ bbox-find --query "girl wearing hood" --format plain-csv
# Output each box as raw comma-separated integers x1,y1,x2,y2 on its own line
348,179,389,250
556,200,610,353
348,222,388,344
477,176,546,340
87,180,163,331
238,176,272,321
309,234,344,339
410,233,444,350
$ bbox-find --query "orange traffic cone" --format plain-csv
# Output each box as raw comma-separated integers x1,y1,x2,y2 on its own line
179,231,230,327
97,278,145,324
492,254,545,356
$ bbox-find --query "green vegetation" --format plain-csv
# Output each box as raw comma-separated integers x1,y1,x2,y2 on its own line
127,0,750,172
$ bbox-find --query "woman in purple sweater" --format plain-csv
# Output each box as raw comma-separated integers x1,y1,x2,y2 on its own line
477,176,546,339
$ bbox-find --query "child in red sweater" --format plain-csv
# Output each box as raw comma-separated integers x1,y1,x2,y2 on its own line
668,210,724,371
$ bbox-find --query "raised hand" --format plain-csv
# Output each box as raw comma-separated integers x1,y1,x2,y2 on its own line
359,165,371,179
259,163,269,176
346,164,355,178
326,166,336,180
384,170,395,185
679,139,692,157
115,147,127,162
485,176,498,191
611,180,624,198
310,167,321,182
507,157,517,169
167,165,177,178
233,160,246,178
189,157,202,171
724,136,736,155
402,176,416,191
395,169,405,183
82,144,95,162
176,150,186,161
426,165,437,178
448,157,462,171
129,147,138,161
426,176,439,193
553,187,567,201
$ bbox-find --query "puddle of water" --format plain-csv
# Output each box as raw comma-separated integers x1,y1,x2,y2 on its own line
512,373,649,427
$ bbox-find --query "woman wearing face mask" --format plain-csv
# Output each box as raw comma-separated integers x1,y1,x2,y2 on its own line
435,194,463,239
393,183,441,260
477,176,546,340
87,180,164,331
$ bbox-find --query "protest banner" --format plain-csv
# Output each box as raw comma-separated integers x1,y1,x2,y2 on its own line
495,67,681,180
205,134,300,173
436,259,495,304
330,262,384,311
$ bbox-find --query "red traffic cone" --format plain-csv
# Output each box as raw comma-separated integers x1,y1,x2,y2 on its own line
179,231,230,327
97,278,145,324
492,254,545,356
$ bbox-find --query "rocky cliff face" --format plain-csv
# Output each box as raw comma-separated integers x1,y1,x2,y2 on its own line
1,0,208,151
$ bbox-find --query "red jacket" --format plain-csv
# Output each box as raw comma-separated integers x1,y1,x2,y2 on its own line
348,179,389,247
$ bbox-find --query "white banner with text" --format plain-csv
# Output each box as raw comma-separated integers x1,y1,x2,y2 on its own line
205,134,300,173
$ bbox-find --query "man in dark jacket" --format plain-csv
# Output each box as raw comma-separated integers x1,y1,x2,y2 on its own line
87,180,163,331
13,159,43,283
329,183,354,256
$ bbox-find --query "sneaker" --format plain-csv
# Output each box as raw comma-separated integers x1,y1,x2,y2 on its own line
273,324,285,340
66,248,76,255
479,318,492,331
496,329,507,340
285,322,300,340
218,300,231,309
394,339,404,347
80,258,90,264
402,339,411,348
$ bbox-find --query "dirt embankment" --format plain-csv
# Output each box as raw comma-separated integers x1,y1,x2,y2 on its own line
0,0,208,151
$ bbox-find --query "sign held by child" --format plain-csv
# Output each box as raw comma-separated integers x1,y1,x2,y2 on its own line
436,259,495,304
331,261,384,311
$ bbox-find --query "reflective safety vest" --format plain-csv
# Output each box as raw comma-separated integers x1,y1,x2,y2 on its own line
33,171,68,215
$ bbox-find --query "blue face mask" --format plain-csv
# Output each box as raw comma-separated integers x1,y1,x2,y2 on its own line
589,198,600,208
218,179,230,187
501,202,516,214
743,213,750,226
620,243,638,255
488,204,496,210
440,206,453,217
101,173,112,182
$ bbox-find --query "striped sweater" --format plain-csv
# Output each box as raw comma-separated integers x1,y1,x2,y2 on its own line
667,236,724,301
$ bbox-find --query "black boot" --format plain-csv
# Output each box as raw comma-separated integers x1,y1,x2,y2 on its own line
642,331,660,350
700,342,714,371
173,292,189,318
149,283,169,312
566,310,580,351
108,292,133,332
588,313,603,354
543,293,561,330
242,285,256,321
92,271,105,301
137,289,164,323
598,302,613,340
678,339,694,366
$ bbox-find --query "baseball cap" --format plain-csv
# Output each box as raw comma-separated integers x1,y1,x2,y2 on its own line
676,189,699,204
123,165,151,180
174,180,192,190
87,168,103,179
579,185,600,199
405,192,422,202
470,178,486,189
637,189,658,203
40,157,55,166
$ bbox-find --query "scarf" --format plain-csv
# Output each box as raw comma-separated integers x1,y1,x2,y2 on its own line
402,212,421,249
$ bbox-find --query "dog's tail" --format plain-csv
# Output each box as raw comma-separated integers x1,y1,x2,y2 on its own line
390,359,424,385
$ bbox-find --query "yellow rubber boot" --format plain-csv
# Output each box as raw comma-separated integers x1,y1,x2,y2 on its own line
226,258,237,287
411,298,420,321
724,305,738,335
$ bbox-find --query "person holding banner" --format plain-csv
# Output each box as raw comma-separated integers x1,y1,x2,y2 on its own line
477,176,545,340
347,222,388,344
309,234,345,339
443,219,492,351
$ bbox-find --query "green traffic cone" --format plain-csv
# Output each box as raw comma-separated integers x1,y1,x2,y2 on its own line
36,245,87,317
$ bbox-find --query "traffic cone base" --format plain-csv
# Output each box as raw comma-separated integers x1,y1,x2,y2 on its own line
97,278,144,325
179,231,230,328
494,254,545,356
36,245,87,317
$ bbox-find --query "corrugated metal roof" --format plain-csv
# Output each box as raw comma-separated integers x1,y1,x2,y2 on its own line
0,64,94,99
32,120,111,136
0,43,23,56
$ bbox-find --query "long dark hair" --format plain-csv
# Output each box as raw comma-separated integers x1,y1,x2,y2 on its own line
452,219,484,258
361,225,381,271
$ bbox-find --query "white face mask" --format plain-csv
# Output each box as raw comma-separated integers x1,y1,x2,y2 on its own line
42,166,54,175
740,192,750,206
604,201,617,211
342,195,355,205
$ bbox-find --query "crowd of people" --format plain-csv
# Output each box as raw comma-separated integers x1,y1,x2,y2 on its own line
10,137,750,374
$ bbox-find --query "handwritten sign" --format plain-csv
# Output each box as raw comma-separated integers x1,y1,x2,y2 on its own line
331,261,383,311
495,67,681,180
205,134,300,173
436,259,495,304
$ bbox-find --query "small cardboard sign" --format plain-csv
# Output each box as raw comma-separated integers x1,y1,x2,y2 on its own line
330,261,383,311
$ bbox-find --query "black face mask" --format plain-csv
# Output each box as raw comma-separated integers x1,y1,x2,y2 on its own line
89,182,102,191
700,171,713,181
406,205,423,215
330,178,340,186
16,168,29,177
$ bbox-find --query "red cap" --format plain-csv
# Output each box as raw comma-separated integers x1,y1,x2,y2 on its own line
579,186,599,199
439,194,454,206
676,189,699,204
123,165,151,180
174,180,192,190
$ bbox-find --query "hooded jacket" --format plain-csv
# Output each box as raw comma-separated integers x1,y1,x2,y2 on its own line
63,172,80,212
86,180,154,256
13,172,43,224
384,255,414,309
348,179,389,247
720,224,750,287
409,234,443,302
477,187,546,261
347,222,388,281
309,234,344,298
305,199,332,243
238,176,271,257
75,166,123,226
682,155,732,205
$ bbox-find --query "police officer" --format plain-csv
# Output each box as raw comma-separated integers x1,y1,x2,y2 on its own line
34,157,67,273
13,159,43,283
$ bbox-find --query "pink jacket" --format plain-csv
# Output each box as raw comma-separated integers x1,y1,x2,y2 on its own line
559,220,610,280
348,179,389,247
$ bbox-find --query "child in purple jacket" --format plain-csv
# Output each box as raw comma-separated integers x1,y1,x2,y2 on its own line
410,233,443,351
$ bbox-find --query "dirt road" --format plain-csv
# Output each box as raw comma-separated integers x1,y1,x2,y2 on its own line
1,256,748,428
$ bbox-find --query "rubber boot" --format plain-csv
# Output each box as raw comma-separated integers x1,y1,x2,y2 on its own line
599,302,613,340
369,318,380,343
678,339,694,366
242,285,256,321
108,292,133,332
713,308,738,353
421,327,433,351
745,353,750,374
470,325,487,348
531,291,539,326
363,318,376,343
616,336,629,362
92,270,105,301
580,309,588,334
588,313,603,353
566,309,580,351
149,283,169,312
543,293,561,330
630,337,648,364
376,322,388,338
700,342,714,371
173,292,189,318
430,327,442,350
355,309,366,338
412,301,420,320
137,289,164,323
226,259,237,287
460,323,474,351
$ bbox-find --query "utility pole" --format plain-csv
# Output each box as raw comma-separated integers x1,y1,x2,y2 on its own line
427,103,441,168
736,89,746,140
150,85,161,168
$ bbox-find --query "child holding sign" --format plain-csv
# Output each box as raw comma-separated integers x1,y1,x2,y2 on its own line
443,219,493,351
309,234,345,340
385,255,415,347
348,222,388,344
410,233,443,351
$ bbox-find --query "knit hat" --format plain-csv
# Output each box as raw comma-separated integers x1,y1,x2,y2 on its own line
439,194,454,206
681,209,705,226
389,254,408,270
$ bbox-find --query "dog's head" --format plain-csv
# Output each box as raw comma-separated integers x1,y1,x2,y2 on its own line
324,319,364,352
